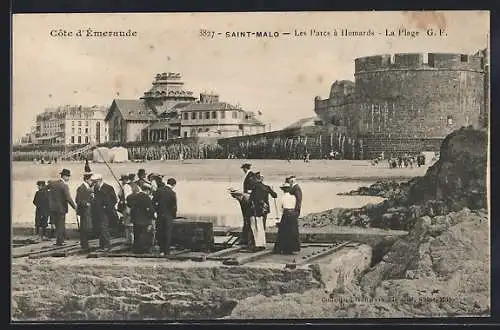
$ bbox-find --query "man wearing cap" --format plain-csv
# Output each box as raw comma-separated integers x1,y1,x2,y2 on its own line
33,180,50,241
237,163,257,246
153,177,177,255
91,173,118,251
47,169,77,246
75,172,94,249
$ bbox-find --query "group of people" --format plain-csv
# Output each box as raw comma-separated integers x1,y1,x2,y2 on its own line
230,163,302,254
32,165,178,255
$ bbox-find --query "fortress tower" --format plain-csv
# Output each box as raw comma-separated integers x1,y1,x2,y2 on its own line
352,53,486,138
314,52,488,158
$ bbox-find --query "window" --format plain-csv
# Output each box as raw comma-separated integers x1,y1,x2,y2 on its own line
183,112,189,120
465,115,470,126
198,112,203,120
96,122,101,143
85,136,89,143
447,115,453,125
71,128,75,133
220,111,225,119
72,121,75,127
211,111,217,119
232,111,238,119
206,128,210,132
191,112,196,120
78,128,81,134
85,128,88,133
205,112,210,119
78,121,81,126
184,131,188,138
71,136,75,144
461,55,468,62
198,128,202,133
78,136,81,144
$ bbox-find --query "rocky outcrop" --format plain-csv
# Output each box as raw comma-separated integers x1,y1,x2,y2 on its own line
303,127,488,231
11,261,321,321
228,207,490,318
338,180,405,199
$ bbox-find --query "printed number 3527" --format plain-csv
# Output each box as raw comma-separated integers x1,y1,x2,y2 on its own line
200,29,215,38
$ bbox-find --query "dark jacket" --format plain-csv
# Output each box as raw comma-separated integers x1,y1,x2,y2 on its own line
250,182,278,217
152,185,177,219
289,183,303,215
92,182,117,217
243,171,257,194
47,179,76,214
126,192,155,226
75,183,93,216
33,187,50,216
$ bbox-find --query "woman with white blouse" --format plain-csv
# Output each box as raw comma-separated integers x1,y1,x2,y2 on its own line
273,182,301,254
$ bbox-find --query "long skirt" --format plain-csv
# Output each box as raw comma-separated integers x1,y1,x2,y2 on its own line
249,216,266,248
274,209,300,254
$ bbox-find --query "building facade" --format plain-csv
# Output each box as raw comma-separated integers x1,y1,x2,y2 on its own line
105,72,266,143
179,93,266,138
34,105,108,145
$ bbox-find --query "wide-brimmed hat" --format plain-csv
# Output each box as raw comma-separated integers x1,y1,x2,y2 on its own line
36,180,46,186
138,169,147,176
128,173,136,181
240,163,251,169
255,172,264,180
280,182,291,189
59,169,71,176
90,173,103,181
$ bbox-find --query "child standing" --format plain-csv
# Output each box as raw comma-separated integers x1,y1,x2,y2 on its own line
33,180,50,241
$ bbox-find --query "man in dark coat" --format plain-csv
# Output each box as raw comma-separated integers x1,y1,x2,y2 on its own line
239,163,256,246
126,186,155,254
152,177,177,256
33,180,50,240
75,173,94,249
250,172,277,230
288,176,303,217
47,169,77,246
90,173,118,251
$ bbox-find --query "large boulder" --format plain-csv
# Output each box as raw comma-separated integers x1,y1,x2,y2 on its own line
408,127,488,210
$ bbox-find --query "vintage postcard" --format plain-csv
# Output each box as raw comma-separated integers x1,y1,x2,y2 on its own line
11,11,490,321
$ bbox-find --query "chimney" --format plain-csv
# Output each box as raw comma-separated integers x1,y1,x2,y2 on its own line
199,93,219,104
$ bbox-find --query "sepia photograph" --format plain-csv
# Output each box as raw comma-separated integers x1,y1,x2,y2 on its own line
11,10,490,321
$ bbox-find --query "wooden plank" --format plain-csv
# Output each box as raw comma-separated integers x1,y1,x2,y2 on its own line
29,238,124,259
91,248,191,259
14,242,81,258
12,240,64,257
205,246,244,260
285,241,352,269
222,248,274,266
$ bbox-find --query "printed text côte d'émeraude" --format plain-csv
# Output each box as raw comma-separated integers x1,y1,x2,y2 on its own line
49,29,138,37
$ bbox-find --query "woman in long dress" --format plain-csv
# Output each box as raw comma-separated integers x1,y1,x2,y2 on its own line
274,182,301,254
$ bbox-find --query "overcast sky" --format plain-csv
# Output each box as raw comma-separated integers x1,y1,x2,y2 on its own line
12,11,489,141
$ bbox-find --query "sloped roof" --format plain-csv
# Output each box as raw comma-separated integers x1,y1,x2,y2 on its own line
106,99,158,121
146,119,181,130
283,116,321,130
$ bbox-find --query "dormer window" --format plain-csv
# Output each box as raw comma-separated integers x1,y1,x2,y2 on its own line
447,115,453,125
